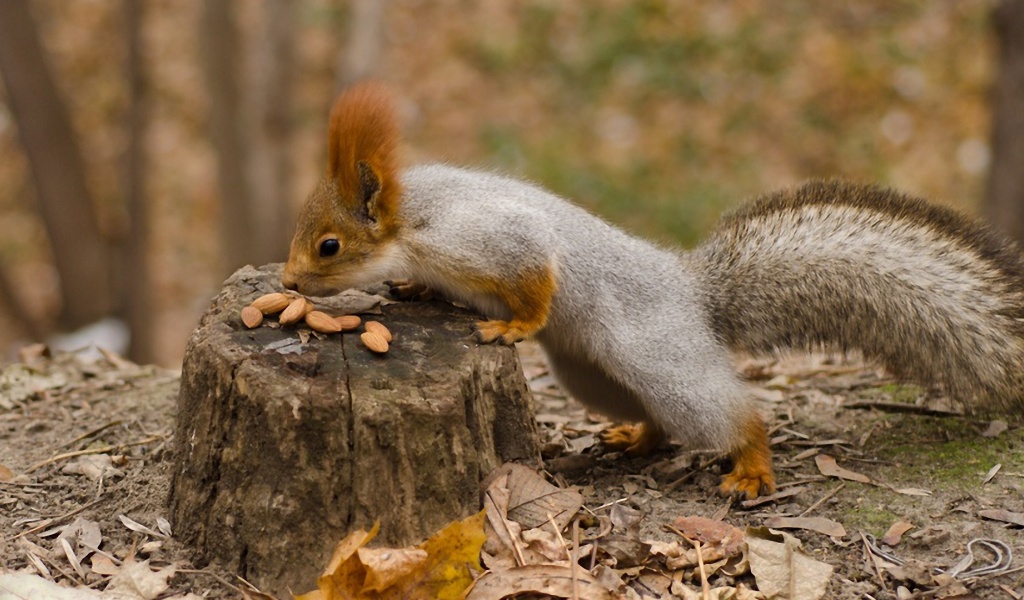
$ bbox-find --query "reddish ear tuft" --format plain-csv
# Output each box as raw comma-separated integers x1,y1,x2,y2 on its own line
327,81,400,219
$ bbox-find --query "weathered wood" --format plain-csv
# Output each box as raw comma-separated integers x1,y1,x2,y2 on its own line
168,264,538,596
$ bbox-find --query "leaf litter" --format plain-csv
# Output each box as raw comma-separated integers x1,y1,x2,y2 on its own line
3,344,1023,599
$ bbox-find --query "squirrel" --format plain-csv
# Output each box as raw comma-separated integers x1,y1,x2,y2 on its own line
282,82,1024,499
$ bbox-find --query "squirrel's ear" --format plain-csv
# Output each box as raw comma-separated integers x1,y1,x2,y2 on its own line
325,82,401,231
357,160,383,220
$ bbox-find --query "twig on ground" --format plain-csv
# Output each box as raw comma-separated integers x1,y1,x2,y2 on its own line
8,498,107,542
59,420,123,449
25,434,167,473
572,519,581,600
486,490,525,567
799,482,846,517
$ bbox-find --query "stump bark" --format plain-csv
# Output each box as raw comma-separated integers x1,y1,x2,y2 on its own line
168,264,539,596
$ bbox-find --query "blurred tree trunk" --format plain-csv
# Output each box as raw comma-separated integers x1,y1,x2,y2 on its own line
0,267,44,341
337,0,387,90
985,0,1024,244
200,0,255,275
202,1,295,276
246,0,295,265
0,0,113,329
121,0,156,363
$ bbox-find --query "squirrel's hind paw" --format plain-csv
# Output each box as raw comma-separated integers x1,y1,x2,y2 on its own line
601,423,664,456
473,319,530,345
719,467,775,500
719,415,776,499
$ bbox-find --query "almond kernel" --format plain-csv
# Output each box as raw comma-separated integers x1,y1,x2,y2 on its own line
364,320,392,342
360,331,389,353
240,306,263,328
279,297,311,325
305,310,342,333
250,292,291,314
335,315,362,331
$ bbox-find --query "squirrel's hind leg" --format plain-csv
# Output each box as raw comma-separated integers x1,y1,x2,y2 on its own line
719,411,775,499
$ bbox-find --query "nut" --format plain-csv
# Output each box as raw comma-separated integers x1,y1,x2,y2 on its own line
364,320,392,342
250,292,291,314
335,315,361,331
279,297,311,325
305,310,342,334
360,331,389,354
240,306,263,328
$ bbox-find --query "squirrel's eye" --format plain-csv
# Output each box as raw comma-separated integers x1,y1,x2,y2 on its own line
319,238,340,257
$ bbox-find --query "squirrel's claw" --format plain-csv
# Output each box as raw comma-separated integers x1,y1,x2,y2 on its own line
387,279,434,301
473,320,528,345
719,466,776,500
601,423,664,455
718,414,776,499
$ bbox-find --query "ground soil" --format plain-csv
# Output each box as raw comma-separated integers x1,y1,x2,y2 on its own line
1,338,1022,598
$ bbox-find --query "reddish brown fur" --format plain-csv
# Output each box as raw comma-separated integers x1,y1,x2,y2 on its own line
327,81,402,235
282,83,404,294
601,423,665,455
459,266,557,344
719,412,775,499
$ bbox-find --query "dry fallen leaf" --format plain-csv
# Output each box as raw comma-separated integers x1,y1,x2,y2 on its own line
299,522,381,599
105,555,177,600
880,521,914,547
299,511,486,600
978,509,1024,527
740,487,807,509
891,487,931,497
675,583,766,600
119,515,165,538
482,464,587,570
467,564,615,600
746,527,833,600
0,571,101,600
672,517,745,549
0,463,13,482
762,517,846,539
982,463,1001,484
357,547,428,592
982,419,1008,438
814,455,870,484
91,554,121,576
496,463,583,532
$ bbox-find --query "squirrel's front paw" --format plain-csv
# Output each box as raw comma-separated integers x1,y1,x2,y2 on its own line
473,319,528,345
387,279,435,301
601,423,664,456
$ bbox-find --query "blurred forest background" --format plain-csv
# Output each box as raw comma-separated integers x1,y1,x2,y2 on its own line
0,0,1021,367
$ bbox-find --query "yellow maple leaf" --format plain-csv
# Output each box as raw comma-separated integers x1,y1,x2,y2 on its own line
295,511,486,600
295,522,380,600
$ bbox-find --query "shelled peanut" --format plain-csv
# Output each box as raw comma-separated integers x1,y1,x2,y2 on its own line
240,292,392,354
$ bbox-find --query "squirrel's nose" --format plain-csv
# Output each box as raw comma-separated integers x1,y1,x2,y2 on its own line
281,272,298,291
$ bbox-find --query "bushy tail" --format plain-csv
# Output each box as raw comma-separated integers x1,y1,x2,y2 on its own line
693,180,1024,412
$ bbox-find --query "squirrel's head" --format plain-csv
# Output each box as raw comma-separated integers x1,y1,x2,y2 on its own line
282,82,402,297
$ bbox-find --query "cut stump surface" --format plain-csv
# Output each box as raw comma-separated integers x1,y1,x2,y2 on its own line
168,264,538,596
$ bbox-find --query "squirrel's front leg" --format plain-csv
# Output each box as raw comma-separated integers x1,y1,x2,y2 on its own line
473,266,556,345
387,279,435,301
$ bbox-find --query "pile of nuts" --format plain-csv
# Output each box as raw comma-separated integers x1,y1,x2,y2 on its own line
240,292,392,354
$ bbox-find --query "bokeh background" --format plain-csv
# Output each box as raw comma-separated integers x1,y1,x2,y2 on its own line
0,0,1017,367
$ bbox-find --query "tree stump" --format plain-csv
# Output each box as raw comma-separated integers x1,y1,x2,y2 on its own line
168,264,539,596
